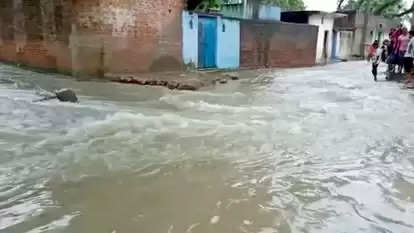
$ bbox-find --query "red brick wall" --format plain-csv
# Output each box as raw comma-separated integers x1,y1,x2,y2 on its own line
0,0,185,77
68,0,185,76
240,20,318,68
0,0,17,63
0,0,74,73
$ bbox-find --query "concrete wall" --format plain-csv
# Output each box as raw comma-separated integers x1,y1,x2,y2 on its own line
309,14,335,63
217,17,240,69
182,11,198,68
0,0,185,78
221,4,251,19
221,1,281,21
338,31,353,59
334,30,341,57
182,13,240,69
240,20,317,68
334,11,356,29
258,5,281,21
352,28,364,56
335,11,398,58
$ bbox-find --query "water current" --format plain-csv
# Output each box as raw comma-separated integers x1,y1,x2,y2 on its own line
1,62,414,233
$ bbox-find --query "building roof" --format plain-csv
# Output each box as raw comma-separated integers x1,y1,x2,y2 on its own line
282,11,346,18
336,9,357,14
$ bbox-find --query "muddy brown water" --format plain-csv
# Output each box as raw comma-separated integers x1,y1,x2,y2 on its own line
1,62,414,233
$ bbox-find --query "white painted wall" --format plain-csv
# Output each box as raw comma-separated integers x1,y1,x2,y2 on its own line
182,11,199,68
216,17,240,69
308,14,335,63
335,31,341,57
338,31,353,59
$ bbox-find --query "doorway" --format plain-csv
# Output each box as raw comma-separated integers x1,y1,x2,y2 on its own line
323,30,329,61
198,16,217,68
331,30,337,58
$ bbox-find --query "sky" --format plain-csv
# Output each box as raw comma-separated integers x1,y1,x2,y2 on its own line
304,0,338,11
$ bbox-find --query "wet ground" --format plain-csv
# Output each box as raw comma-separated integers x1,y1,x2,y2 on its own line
1,61,414,233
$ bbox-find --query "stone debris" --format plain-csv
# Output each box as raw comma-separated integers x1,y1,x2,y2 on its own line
34,88,79,103
224,72,240,80
219,78,228,84
112,71,241,91
55,89,79,103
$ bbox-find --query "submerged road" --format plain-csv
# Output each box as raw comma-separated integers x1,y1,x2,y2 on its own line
1,61,414,233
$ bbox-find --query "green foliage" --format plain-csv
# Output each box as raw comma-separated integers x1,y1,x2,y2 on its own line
342,0,405,18
196,0,221,11
261,0,306,11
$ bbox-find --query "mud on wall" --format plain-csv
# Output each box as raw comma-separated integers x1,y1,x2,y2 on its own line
0,0,185,77
240,20,318,68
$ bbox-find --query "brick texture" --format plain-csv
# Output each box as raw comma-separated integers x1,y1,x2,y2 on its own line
0,0,185,77
240,20,318,68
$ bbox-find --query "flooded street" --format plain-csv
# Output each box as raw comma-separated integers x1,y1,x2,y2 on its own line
1,61,414,233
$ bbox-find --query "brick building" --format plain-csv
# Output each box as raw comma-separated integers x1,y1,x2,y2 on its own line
0,0,185,77
0,0,318,78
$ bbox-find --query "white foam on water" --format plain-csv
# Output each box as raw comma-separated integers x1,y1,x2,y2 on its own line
24,213,80,233
160,95,273,114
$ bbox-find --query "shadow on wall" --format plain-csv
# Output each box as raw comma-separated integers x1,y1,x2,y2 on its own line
149,56,183,72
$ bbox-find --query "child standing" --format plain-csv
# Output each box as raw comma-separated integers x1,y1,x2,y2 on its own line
370,41,382,81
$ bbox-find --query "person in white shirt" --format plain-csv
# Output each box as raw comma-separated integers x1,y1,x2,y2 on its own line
403,30,414,74
371,41,382,82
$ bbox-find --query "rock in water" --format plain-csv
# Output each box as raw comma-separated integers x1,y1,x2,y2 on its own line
219,78,228,84
224,72,239,80
55,89,78,103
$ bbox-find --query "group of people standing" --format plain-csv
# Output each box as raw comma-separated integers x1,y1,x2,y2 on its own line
369,25,414,82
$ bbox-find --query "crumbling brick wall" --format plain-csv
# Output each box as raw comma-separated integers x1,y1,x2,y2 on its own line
0,0,185,77
240,20,318,68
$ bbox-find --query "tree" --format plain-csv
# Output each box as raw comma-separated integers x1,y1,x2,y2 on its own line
262,0,306,11
337,0,346,10
339,0,406,18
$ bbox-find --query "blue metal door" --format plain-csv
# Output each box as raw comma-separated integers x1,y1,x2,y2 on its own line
198,17,217,68
332,30,337,58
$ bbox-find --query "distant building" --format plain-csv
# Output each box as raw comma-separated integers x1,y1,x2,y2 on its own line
220,0,281,21
182,0,318,70
334,10,399,59
281,11,346,64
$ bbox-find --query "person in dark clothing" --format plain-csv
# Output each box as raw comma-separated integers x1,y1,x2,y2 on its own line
381,40,389,62
370,41,381,81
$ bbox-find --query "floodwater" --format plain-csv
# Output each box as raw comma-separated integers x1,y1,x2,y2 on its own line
1,62,414,233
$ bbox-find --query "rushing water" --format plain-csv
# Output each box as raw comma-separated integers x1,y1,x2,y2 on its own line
1,62,414,233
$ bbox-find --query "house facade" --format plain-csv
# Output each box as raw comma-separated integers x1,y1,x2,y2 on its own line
0,0,318,78
334,10,399,59
220,0,281,20
0,0,186,77
281,11,345,64
182,11,240,69
182,0,318,70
